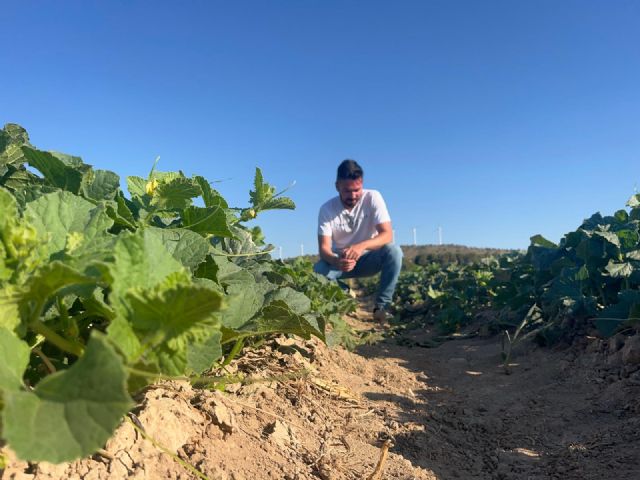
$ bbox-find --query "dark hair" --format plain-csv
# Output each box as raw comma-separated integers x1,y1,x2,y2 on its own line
336,159,363,181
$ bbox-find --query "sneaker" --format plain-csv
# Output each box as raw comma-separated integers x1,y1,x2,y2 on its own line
373,306,393,322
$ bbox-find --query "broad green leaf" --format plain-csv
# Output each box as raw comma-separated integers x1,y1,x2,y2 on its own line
150,177,201,210
248,167,295,212
21,147,83,193
210,253,243,281
222,276,264,328
109,230,185,310
81,169,120,201
0,327,30,391
594,318,627,337
2,334,133,463
126,176,147,198
119,282,223,374
0,261,93,331
605,260,634,278
145,227,210,270
246,300,324,341
249,167,273,207
594,230,621,248
626,250,640,261
530,235,557,249
183,205,234,237
265,287,310,315
0,187,17,228
615,229,639,251
614,209,629,223
261,196,296,211
193,175,228,209
221,225,265,256
626,193,640,209
25,191,114,258
0,124,30,176
596,290,640,336
186,330,223,374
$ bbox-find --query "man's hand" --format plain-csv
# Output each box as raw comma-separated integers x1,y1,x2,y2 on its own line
338,256,356,272
341,244,365,261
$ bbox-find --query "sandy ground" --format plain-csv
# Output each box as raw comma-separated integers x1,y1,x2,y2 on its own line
3,295,640,480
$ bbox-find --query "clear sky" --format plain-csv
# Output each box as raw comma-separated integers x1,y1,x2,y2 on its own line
3,1,639,256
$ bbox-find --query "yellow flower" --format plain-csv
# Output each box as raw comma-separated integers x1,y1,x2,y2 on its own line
145,178,159,195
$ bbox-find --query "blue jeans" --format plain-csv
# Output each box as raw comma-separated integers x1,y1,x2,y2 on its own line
313,244,403,309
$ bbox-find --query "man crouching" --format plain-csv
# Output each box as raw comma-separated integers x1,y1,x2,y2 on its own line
314,159,403,322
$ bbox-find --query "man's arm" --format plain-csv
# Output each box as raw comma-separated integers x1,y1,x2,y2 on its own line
318,235,338,267
341,221,393,261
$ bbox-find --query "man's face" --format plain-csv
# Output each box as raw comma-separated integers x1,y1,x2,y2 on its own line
336,178,363,209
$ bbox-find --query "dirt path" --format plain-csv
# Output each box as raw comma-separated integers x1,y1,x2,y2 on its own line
3,296,640,479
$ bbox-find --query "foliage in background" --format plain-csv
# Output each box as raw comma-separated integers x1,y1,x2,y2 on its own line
0,123,351,463
394,200,640,345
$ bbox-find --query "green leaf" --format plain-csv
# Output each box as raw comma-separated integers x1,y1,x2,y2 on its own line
265,287,310,315
25,191,114,258
0,327,30,391
81,169,120,201
596,290,640,337
221,225,265,256
118,281,223,375
626,193,640,209
626,250,640,261
594,230,621,248
193,175,228,209
615,229,639,251
150,177,201,210
21,147,83,193
126,176,148,198
261,196,296,211
109,230,185,310
0,261,94,332
530,234,557,249
145,227,210,271
182,205,233,237
0,187,17,228
248,168,295,212
0,124,30,176
605,260,634,278
222,272,264,329
2,334,133,463
247,300,324,341
186,330,223,374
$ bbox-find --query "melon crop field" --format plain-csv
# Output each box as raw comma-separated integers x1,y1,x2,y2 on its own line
2,123,640,479
0,124,356,464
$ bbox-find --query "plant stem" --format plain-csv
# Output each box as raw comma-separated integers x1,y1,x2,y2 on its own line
30,320,84,357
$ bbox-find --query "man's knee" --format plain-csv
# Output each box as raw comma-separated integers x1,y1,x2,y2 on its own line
381,244,403,265
313,260,330,276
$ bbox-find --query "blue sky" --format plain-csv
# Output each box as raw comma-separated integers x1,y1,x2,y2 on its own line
2,1,639,256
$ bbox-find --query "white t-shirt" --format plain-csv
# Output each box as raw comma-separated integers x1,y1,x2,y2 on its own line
317,189,391,252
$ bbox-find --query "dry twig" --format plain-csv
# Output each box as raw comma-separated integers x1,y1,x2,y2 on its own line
367,440,392,480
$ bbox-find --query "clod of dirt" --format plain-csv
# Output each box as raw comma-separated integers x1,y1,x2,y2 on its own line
622,335,640,365
210,398,236,434
263,419,297,447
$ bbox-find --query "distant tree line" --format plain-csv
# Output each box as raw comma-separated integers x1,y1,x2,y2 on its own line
287,244,517,268
401,244,517,268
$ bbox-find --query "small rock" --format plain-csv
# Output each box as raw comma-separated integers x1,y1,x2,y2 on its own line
622,335,640,365
606,350,623,368
211,400,236,434
264,419,297,446
608,333,626,352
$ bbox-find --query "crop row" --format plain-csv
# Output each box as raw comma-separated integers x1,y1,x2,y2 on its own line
0,124,355,463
